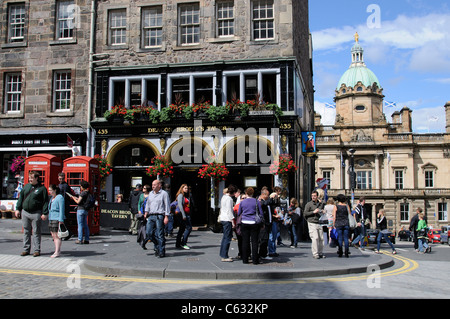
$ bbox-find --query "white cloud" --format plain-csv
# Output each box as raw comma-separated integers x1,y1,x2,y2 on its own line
312,13,450,73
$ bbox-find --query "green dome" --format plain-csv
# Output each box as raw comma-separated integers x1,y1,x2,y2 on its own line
337,35,381,90
337,65,381,90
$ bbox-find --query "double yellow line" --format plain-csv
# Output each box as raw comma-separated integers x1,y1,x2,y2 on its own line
0,251,418,286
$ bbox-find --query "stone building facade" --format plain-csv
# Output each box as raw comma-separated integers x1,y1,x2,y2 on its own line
89,0,314,226
315,36,450,233
0,0,91,198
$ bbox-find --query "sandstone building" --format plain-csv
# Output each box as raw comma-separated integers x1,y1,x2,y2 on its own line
315,35,450,233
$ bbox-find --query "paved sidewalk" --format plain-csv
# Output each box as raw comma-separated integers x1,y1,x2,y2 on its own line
0,218,394,280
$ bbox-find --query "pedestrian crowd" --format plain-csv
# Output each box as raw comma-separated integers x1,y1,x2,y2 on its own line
13,171,432,261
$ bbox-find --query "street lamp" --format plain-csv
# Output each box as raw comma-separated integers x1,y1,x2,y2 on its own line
349,148,356,207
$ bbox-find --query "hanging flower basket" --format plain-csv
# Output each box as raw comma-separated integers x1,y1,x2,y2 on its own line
94,154,113,179
198,162,229,181
269,154,298,175
146,155,174,178
10,156,26,175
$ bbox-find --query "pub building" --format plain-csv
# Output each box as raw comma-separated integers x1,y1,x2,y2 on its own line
89,0,315,227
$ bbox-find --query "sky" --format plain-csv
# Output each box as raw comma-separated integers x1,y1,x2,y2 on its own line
309,0,450,133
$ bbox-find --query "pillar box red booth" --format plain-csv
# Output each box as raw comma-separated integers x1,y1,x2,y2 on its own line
63,156,101,236
24,154,63,189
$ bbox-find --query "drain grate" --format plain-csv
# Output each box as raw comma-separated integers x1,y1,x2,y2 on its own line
104,274,119,277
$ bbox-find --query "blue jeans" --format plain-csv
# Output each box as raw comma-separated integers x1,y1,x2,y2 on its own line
146,214,166,256
176,214,192,247
77,209,89,242
220,221,233,259
352,224,367,247
377,232,396,251
337,225,349,251
288,223,299,246
268,221,278,254
418,238,429,252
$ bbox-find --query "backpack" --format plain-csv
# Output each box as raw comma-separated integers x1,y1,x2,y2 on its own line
170,200,181,214
84,193,96,210
141,196,148,214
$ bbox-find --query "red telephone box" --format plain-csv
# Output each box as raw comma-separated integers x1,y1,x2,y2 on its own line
24,154,62,188
63,156,101,235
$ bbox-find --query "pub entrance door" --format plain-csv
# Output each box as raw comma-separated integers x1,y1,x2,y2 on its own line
170,167,209,226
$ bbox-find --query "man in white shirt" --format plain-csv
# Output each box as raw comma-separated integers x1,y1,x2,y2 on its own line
144,179,170,257
218,185,236,262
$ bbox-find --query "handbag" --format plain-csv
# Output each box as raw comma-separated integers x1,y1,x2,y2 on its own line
57,223,69,239
254,200,264,225
319,213,329,225
348,209,357,229
235,213,243,236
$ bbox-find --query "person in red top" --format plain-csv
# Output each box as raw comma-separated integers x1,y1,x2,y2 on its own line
175,184,192,250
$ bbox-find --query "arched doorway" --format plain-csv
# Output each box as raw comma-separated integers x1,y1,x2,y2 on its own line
107,138,159,201
166,137,213,226
220,135,275,196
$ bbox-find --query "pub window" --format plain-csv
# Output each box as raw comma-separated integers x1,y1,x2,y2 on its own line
56,0,75,40
178,3,200,45
168,73,215,106
4,73,22,113
217,1,234,37
142,6,163,48
110,76,161,109
7,3,26,43
223,69,279,106
53,70,72,111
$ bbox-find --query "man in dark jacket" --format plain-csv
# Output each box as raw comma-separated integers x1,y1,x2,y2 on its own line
304,190,325,259
15,171,49,257
258,189,272,261
129,184,142,235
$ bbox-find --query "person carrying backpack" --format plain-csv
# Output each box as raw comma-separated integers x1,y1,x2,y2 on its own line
67,180,91,244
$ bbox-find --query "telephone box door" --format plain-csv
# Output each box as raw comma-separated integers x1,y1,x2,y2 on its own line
63,156,101,235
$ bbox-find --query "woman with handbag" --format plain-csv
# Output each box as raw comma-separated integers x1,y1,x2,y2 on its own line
375,209,397,254
175,184,192,250
332,194,351,257
48,184,66,258
237,187,264,264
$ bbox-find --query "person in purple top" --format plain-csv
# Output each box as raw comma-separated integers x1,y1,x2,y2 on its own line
237,187,264,265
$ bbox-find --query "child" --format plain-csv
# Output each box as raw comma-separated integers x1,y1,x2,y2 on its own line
416,212,430,254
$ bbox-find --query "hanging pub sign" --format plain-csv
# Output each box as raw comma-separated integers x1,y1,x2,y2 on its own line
301,131,317,156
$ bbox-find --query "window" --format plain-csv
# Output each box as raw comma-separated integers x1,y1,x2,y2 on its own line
168,73,215,106
252,0,274,40
356,171,372,190
56,1,75,40
110,76,161,109
179,3,200,45
400,203,409,222
142,6,163,48
395,170,404,190
217,1,234,37
223,69,279,106
438,203,447,221
322,171,331,190
53,71,72,111
109,9,127,45
8,3,26,43
4,73,22,113
425,170,434,188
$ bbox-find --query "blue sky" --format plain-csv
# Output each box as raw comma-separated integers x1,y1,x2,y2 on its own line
310,0,450,133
